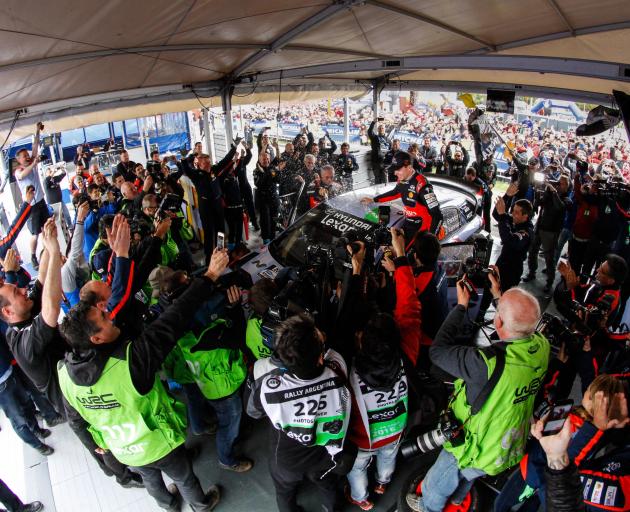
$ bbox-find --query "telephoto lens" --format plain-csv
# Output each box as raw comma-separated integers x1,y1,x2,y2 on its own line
400,428,447,459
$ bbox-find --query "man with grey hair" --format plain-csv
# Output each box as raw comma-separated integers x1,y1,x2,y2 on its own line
412,272,550,512
307,165,342,208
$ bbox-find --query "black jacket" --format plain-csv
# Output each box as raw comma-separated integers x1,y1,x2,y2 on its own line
545,463,585,512
536,187,572,233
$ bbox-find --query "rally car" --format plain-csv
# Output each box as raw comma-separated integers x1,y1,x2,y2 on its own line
237,175,489,285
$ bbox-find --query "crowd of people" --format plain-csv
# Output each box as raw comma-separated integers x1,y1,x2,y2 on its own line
0,107,628,512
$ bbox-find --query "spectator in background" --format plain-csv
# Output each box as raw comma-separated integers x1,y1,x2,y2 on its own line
73,144,92,169
116,149,136,182
43,166,72,235
13,122,52,270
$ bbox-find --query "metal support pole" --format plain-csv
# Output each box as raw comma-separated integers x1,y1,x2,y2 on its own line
221,85,235,146
373,84,379,121
343,97,350,144
202,107,214,164
121,122,127,149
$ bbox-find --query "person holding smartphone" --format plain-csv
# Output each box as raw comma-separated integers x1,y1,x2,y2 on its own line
494,374,629,512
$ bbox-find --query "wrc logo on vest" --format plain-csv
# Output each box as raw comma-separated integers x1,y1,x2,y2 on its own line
512,377,542,405
77,393,121,409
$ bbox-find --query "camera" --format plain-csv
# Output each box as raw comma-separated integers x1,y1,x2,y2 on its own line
537,313,580,352
591,178,630,201
400,410,463,459
372,205,392,247
459,234,493,289
565,294,615,336
155,193,183,220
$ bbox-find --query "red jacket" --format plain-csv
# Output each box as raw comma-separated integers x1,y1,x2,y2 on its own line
393,259,423,365
572,173,599,239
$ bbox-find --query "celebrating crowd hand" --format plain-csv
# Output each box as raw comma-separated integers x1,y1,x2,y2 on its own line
558,261,579,290
506,182,519,197
0,248,20,272
36,121,44,132
106,215,130,258
530,416,572,470
592,391,630,430
495,196,506,215
143,175,154,193
360,196,373,206
390,228,406,258
381,254,395,273
41,218,59,253
226,286,241,306
348,241,365,275
205,248,229,282
76,201,90,223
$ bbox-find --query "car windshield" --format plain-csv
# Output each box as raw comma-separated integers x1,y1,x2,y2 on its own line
268,203,377,268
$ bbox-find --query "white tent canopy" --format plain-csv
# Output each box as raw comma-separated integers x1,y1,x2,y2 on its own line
1,0,630,142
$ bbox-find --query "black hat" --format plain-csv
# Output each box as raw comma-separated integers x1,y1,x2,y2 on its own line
389,151,413,171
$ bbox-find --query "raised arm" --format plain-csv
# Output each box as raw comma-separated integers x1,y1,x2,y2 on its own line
40,219,62,327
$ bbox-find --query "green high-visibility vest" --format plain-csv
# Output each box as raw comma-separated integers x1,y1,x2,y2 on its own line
245,317,273,360
177,319,247,400
58,343,187,466
444,332,550,476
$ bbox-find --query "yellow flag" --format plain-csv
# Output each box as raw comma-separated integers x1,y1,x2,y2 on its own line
457,93,476,109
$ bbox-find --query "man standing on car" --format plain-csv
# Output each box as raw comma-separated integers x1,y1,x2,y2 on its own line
360,151,444,243
413,282,549,512
13,122,52,270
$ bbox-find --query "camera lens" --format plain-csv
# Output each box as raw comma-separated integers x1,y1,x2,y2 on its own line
400,429,446,459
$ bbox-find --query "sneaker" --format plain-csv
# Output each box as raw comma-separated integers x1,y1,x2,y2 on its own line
45,415,65,427
405,493,427,512
204,485,220,511
373,483,387,495
522,273,536,282
218,458,253,473
36,444,54,456
21,502,44,512
192,423,217,436
36,428,52,439
345,485,374,510
119,475,144,489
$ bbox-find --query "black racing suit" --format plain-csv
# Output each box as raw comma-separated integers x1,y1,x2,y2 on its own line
373,171,444,242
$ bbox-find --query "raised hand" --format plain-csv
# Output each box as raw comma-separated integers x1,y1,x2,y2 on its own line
106,214,130,258
206,248,229,282
41,218,59,253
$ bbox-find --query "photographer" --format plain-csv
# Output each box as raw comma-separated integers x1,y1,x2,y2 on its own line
116,149,136,181
368,119,391,184
317,131,337,166
361,151,444,243
569,169,599,277
334,142,359,192
420,136,439,174
384,139,401,183
245,314,351,512
44,166,72,233
257,127,277,161
495,375,629,512
145,149,162,175
140,194,179,268
477,184,533,321
307,165,342,209
415,284,549,512
119,178,152,217
524,174,572,293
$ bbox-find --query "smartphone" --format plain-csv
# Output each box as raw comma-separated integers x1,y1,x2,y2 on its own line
217,232,225,251
542,399,573,436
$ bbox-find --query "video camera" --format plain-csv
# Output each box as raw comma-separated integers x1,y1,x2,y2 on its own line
591,177,630,202
372,205,393,247
400,409,463,459
537,313,581,354
564,294,615,336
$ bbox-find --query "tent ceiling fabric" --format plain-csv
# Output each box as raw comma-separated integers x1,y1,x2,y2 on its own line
1,0,630,141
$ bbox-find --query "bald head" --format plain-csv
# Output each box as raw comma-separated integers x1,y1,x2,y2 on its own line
495,288,541,339
80,280,111,311
120,182,137,200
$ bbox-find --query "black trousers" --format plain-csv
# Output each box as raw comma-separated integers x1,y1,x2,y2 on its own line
482,191,492,233
582,238,612,278
225,206,243,246
131,445,210,511
371,158,386,185
255,191,279,242
269,457,338,512
568,237,589,277
0,478,24,512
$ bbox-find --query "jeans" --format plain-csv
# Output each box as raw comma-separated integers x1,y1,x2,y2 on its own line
0,478,24,512
527,229,560,283
208,392,242,467
0,372,44,450
183,384,212,436
422,449,485,512
17,368,60,422
347,442,400,501
131,445,211,511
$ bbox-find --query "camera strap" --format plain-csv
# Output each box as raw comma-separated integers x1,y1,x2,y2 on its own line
470,346,506,415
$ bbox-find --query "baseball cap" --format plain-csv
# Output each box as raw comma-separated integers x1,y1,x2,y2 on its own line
388,151,413,171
